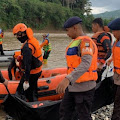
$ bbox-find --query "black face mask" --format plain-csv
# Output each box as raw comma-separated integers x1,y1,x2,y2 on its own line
17,35,28,43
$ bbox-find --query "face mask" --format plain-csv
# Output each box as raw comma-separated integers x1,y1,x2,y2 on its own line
17,35,28,43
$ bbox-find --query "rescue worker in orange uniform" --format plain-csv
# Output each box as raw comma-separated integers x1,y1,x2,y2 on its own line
56,16,98,120
108,18,120,120
40,34,51,64
8,51,22,80
92,18,112,82
13,23,43,102
0,29,4,55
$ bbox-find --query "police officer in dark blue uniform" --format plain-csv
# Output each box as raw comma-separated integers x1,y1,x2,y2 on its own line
56,16,97,120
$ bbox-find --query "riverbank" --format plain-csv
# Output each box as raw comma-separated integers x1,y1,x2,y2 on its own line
5,26,92,34
92,104,113,120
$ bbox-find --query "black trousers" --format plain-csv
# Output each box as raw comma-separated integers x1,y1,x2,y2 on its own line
59,88,95,120
0,44,4,55
43,51,51,59
112,85,120,120
16,71,42,102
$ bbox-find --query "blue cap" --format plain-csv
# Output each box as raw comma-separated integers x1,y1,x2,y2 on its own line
108,18,120,30
64,16,82,28
0,29,2,34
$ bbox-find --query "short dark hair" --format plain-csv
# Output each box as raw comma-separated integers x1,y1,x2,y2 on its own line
92,18,104,27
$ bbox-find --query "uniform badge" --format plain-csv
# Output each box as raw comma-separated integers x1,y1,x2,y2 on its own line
85,42,90,47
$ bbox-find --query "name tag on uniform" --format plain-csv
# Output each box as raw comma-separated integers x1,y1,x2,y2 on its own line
82,47,92,53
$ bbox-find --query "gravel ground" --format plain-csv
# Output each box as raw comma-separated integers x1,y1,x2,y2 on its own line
92,104,114,120
0,104,114,120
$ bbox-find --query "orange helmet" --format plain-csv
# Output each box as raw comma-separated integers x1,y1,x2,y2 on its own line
13,23,27,35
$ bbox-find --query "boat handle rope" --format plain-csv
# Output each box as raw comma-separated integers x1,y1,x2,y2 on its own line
4,85,10,95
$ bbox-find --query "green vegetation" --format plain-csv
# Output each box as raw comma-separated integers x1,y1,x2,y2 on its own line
94,9,120,19
93,9,120,27
0,0,94,31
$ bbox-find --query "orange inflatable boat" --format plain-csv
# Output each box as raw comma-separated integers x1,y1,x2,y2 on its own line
0,67,67,103
1,67,67,80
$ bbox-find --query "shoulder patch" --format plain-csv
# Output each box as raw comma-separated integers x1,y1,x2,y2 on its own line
83,38,90,42
83,38,91,47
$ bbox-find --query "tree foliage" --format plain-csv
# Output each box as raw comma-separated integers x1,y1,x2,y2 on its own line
0,0,94,31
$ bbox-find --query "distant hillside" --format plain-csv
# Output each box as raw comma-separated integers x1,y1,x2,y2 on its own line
94,9,120,19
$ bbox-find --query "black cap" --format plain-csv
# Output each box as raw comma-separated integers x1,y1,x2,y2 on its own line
108,18,120,30
64,16,82,28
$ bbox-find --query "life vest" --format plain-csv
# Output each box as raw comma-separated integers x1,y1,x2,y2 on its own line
13,51,21,80
66,36,98,83
0,33,3,44
42,38,51,52
92,31,112,63
10,67,23,80
0,38,2,44
8,56,22,80
103,26,113,45
13,51,22,68
14,51,21,59
21,28,43,74
112,40,120,74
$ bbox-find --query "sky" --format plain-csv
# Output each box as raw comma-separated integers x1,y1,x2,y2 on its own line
89,0,120,14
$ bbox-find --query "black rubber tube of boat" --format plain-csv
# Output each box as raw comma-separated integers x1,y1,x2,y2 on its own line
37,86,49,91
4,85,10,95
